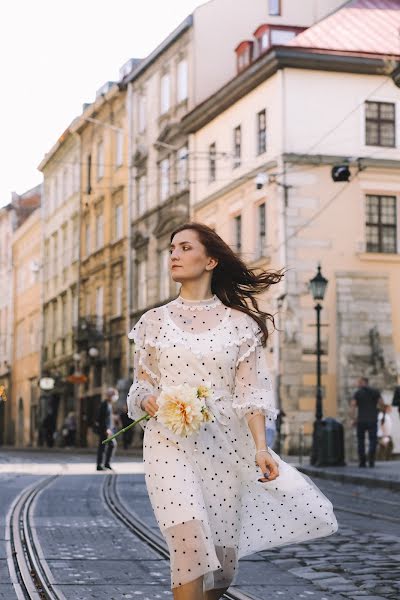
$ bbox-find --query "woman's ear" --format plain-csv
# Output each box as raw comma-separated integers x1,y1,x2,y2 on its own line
206,257,218,271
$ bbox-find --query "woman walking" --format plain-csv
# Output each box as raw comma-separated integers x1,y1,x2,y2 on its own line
127,223,337,600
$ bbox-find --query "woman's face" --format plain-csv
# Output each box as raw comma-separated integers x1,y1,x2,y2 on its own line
169,229,217,283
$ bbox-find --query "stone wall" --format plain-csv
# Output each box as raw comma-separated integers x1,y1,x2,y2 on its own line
336,271,397,458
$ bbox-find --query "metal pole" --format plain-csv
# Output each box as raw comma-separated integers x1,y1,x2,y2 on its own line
316,302,322,421
311,302,323,465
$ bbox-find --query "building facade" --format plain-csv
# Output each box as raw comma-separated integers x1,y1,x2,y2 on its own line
0,204,14,444
123,0,342,326
38,127,81,446
11,206,42,446
0,186,41,445
75,82,129,446
183,0,400,454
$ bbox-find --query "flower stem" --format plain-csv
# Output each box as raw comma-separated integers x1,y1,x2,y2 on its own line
101,414,151,444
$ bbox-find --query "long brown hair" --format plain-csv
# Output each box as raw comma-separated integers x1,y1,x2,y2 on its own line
170,222,284,346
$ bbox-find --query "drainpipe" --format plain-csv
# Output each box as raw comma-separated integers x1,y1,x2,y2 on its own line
126,82,133,380
74,132,83,445
276,68,289,451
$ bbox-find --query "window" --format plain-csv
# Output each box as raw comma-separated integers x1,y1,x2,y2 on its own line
257,109,267,155
97,141,104,179
29,321,35,354
44,240,50,281
237,46,252,71
84,288,91,317
71,288,78,326
159,248,170,301
114,205,123,240
62,168,68,201
160,73,170,114
258,203,266,256
72,214,79,262
62,223,68,267
114,277,122,316
233,126,241,168
138,93,146,133
73,160,80,193
137,175,147,215
268,0,281,16
365,102,395,147
86,154,92,194
137,260,147,309
61,294,67,338
115,129,123,167
177,146,189,192
260,31,269,52
366,195,397,254
53,232,58,279
57,172,63,206
95,286,104,331
270,29,296,45
85,221,91,258
160,158,170,201
209,143,216,182
234,214,242,252
53,177,58,210
177,59,188,102
95,212,104,250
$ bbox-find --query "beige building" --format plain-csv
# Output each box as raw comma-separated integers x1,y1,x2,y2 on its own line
0,187,41,445
0,204,14,444
11,206,42,446
123,0,343,323
74,81,129,446
38,126,81,444
183,0,400,454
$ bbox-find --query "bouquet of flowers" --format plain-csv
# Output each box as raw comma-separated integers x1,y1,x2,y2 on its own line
102,383,214,445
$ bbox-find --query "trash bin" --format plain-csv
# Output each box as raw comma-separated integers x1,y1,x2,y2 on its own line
312,417,346,466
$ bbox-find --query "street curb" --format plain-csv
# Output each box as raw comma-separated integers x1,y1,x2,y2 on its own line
297,465,400,491
0,445,144,457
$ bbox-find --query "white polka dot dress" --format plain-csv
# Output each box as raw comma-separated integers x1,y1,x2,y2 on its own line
127,295,338,592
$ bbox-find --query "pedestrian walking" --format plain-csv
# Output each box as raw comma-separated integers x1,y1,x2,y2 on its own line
377,405,393,461
95,387,118,471
350,376,385,468
119,406,133,450
62,411,77,447
127,222,337,600
392,384,400,415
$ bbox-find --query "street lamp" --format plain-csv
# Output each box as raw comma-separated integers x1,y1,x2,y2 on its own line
309,264,328,465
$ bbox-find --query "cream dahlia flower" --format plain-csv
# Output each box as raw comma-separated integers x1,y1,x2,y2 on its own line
156,383,213,437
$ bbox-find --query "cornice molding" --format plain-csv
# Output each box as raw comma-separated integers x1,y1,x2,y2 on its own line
182,47,395,134
283,153,400,169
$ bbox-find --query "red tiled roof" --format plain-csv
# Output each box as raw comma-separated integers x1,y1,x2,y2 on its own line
287,0,400,57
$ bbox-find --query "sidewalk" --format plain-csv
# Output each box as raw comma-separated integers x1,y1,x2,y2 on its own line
294,459,400,491
2,446,400,490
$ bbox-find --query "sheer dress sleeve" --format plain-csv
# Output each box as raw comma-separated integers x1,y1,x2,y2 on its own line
127,312,160,427
232,314,278,425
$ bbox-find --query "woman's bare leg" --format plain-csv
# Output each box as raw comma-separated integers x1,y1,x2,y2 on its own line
172,575,204,600
204,587,229,600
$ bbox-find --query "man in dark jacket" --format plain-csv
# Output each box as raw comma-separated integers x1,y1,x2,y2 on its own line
392,385,400,414
96,387,118,471
350,377,385,468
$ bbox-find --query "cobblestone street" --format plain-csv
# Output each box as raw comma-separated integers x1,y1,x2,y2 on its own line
1,450,399,600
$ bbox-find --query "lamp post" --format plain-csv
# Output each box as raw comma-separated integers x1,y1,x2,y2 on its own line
309,264,328,465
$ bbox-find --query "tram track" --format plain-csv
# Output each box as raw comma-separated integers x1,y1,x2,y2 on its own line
315,481,400,524
6,475,64,600
102,472,260,600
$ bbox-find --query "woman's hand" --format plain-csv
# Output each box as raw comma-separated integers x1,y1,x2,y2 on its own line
255,449,279,482
141,395,159,417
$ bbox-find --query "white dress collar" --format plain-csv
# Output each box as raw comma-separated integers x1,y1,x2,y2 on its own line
172,294,222,311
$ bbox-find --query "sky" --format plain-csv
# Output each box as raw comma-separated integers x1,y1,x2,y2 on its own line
0,0,204,206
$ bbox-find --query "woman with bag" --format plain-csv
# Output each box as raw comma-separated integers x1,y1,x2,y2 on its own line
127,222,337,600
